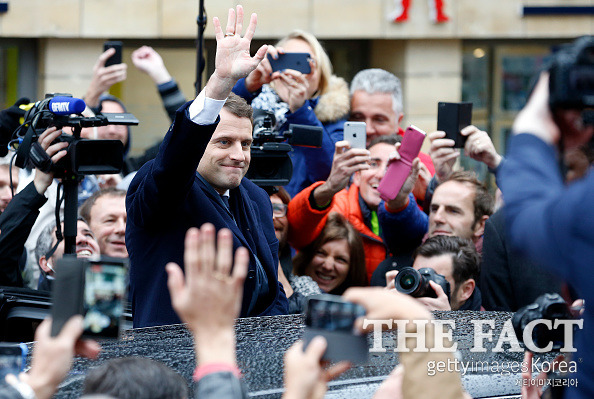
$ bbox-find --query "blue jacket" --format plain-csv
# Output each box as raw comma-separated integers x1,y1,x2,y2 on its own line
377,194,429,256
232,79,345,197
500,133,594,399
126,102,289,328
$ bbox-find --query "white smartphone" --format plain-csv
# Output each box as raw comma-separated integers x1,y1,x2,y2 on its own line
344,121,367,149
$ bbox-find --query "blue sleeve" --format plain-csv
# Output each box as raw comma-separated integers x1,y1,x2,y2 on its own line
499,133,594,281
378,193,428,255
231,78,260,104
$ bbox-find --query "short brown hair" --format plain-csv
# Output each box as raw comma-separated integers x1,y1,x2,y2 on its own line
414,235,480,287
292,212,367,294
442,170,494,225
223,92,253,125
80,187,126,224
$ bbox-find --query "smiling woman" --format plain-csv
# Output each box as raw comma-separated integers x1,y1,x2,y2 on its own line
292,213,367,294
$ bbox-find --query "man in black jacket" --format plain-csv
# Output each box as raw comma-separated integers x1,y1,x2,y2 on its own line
126,6,289,328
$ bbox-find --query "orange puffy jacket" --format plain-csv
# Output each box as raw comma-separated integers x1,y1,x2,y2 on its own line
287,181,387,282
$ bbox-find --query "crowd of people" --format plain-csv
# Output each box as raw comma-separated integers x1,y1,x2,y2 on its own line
0,5,591,399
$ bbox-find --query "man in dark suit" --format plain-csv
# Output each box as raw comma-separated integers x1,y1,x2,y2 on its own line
126,6,289,328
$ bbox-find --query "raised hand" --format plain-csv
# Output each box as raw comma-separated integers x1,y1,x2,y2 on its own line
428,130,458,184
207,6,268,99
131,46,172,85
84,48,127,107
385,143,421,211
462,125,502,170
275,69,310,112
313,141,370,207
244,45,283,93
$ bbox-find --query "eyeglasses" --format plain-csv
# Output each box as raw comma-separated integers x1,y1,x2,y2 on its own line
272,203,287,218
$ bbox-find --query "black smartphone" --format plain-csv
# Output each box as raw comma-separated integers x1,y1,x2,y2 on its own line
0,343,28,380
103,40,123,67
267,52,311,74
303,294,368,363
51,256,128,339
437,102,473,148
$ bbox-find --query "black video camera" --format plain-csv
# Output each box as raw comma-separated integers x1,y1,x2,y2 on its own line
394,267,451,300
512,293,574,351
549,35,594,110
14,93,138,179
247,109,323,186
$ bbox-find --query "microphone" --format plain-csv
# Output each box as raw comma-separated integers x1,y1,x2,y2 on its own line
48,96,86,115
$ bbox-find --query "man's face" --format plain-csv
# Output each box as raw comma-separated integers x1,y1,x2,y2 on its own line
413,254,467,310
353,142,394,210
96,101,128,146
428,181,480,241
350,91,402,146
270,194,288,248
197,108,252,195
50,220,100,265
89,195,127,257
0,166,18,213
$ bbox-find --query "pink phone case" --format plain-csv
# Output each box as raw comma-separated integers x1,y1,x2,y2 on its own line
377,125,426,202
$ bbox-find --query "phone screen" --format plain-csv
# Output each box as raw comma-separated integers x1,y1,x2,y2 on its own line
305,296,366,333
83,261,127,339
0,344,27,380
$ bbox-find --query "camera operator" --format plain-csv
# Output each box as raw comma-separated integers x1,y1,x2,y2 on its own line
499,67,594,399
0,127,68,287
386,235,481,311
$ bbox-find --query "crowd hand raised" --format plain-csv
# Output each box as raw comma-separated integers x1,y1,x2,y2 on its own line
372,365,404,399
207,6,268,100
415,281,451,311
313,141,370,207
428,130,458,184
15,316,100,399
275,69,310,112
244,45,283,93
85,48,127,108
343,287,432,333
412,161,431,201
131,46,172,85
166,224,249,364
462,125,502,170
32,127,69,195
521,351,565,399
282,338,351,399
385,143,421,211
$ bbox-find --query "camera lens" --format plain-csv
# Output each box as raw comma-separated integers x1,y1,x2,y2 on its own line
400,274,416,290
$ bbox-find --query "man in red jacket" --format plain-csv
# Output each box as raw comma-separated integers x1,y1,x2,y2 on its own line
288,135,426,282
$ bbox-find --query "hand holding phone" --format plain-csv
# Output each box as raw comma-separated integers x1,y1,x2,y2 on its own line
0,343,27,380
267,52,312,74
437,102,473,148
377,125,426,202
303,294,368,363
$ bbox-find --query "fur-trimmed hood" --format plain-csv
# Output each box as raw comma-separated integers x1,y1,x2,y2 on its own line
314,75,350,124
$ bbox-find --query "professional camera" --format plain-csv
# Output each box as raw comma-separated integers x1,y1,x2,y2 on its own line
13,93,138,179
247,109,323,186
394,267,451,300
512,293,574,351
548,35,594,110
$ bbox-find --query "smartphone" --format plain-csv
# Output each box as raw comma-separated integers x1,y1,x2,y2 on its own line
303,294,368,364
0,343,28,380
344,121,367,149
437,102,473,148
51,257,127,339
267,52,311,74
377,125,426,202
103,41,123,67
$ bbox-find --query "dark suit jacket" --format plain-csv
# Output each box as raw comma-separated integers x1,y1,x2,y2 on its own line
126,102,288,328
